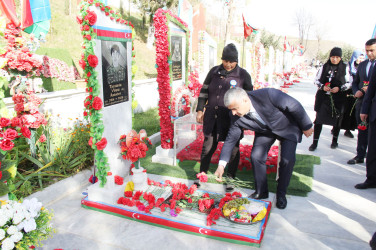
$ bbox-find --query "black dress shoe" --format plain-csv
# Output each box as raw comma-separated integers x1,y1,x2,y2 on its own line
249,192,269,199
355,182,376,189
276,195,287,209
308,144,317,151
330,142,338,149
344,130,354,138
347,157,364,165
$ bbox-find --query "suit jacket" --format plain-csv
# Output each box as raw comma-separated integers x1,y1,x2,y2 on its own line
220,88,313,163
361,67,376,122
352,59,372,101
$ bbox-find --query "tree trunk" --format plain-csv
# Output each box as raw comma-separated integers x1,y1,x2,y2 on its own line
224,1,234,45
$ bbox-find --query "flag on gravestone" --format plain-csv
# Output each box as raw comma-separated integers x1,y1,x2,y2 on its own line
22,0,51,38
242,14,258,39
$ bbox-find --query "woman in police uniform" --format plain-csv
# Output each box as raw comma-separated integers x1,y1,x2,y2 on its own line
195,43,253,190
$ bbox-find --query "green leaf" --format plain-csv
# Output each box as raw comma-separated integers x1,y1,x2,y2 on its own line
0,159,17,171
0,182,9,196
19,151,44,169
0,171,11,181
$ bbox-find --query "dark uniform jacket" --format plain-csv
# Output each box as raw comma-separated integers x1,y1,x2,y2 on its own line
352,59,374,103
196,64,253,141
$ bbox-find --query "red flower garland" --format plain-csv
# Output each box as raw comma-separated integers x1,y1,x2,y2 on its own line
153,9,189,149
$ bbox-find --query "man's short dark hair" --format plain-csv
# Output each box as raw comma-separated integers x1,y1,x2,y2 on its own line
365,38,376,46
110,44,120,55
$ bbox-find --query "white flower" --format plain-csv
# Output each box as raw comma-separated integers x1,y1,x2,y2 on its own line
17,221,25,231
23,218,37,233
23,198,42,218
7,225,18,235
0,228,5,240
1,238,15,250
12,210,25,225
0,214,8,227
10,231,23,242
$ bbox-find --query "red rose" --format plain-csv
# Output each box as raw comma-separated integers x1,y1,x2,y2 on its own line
87,54,98,68
38,134,47,143
83,111,88,116
87,71,91,77
20,126,31,139
105,12,109,16
0,139,14,151
3,128,18,140
92,96,103,110
86,10,97,26
84,34,91,41
325,82,331,87
95,137,107,150
83,25,90,31
88,137,93,146
95,2,100,7
0,117,11,127
10,117,22,127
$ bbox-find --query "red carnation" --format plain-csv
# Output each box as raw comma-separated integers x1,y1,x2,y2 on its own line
83,25,90,31
92,96,103,110
0,139,14,151
124,191,133,197
86,10,97,26
38,134,47,143
3,128,18,141
325,82,331,87
87,54,98,68
95,137,107,150
85,34,92,41
20,126,31,139
83,111,88,116
114,175,123,185
107,172,112,176
95,2,100,7
87,71,91,77
10,117,21,127
0,117,11,127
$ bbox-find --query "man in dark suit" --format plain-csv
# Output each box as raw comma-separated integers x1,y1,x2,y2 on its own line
214,87,313,209
348,39,376,165
358,40,376,189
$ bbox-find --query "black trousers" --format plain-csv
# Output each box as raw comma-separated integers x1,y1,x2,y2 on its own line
355,101,368,159
200,126,240,178
251,133,297,196
366,119,376,184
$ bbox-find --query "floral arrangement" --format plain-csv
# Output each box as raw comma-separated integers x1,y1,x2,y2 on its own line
153,8,190,149
117,178,247,226
0,23,42,76
12,92,47,129
35,55,81,83
187,71,202,98
119,129,152,168
0,198,54,249
358,121,367,131
77,0,135,186
170,85,191,118
324,82,337,117
177,130,279,173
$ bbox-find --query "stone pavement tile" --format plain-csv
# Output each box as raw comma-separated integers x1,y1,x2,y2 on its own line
37,228,128,250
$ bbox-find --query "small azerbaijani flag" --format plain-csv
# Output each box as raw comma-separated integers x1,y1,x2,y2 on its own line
372,24,376,39
21,0,51,38
92,25,132,42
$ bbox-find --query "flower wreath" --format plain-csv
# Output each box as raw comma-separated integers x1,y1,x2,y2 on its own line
170,85,191,118
153,9,190,149
77,0,135,186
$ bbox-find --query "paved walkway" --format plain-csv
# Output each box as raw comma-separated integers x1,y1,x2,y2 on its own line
37,79,376,250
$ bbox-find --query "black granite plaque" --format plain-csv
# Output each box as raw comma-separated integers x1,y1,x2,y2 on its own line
101,41,129,107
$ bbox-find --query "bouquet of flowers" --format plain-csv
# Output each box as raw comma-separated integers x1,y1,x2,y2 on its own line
0,198,54,249
119,129,152,168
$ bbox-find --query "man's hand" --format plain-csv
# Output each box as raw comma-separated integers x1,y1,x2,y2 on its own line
360,114,368,122
196,111,204,124
303,127,314,138
323,86,331,92
354,90,364,98
214,165,225,182
330,87,340,93
362,86,368,92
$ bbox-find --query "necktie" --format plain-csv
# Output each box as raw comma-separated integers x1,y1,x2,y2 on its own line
369,61,375,77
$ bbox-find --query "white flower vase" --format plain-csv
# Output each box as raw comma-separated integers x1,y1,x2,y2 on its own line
132,161,148,191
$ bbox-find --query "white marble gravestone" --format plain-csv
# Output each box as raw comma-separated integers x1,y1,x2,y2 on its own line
152,21,188,166
87,7,133,204
199,31,217,77
275,50,283,73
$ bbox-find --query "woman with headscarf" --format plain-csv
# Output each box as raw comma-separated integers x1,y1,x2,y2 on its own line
340,50,365,137
309,47,351,151
195,43,253,190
